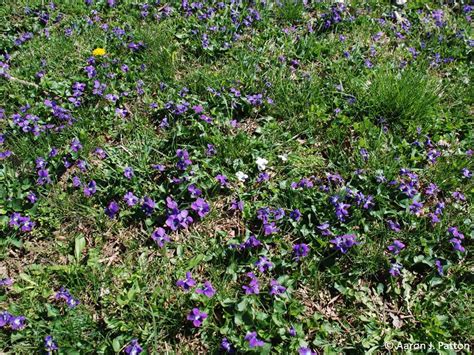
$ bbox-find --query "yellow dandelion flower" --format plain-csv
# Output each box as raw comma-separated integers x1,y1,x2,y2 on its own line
92,48,106,56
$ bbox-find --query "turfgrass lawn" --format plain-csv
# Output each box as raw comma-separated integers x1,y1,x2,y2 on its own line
0,1,473,353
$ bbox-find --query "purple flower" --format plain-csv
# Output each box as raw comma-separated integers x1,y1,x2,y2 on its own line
242,272,260,295
387,240,405,255
244,332,265,348
216,174,229,187
389,263,403,277
409,200,423,215
177,272,196,291
450,238,465,253
105,201,120,219
240,235,262,250
55,287,79,308
195,281,216,298
334,202,350,221
26,192,37,204
230,200,244,211
166,209,193,231
0,311,11,327
124,339,142,355
44,335,58,352
221,338,233,352
176,149,192,170
451,191,466,202
191,198,210,218
72,176,81,188
387,220,401,232
263,222,278,236
0,278,13,287
188,184,202,197
94,148,107,159
255,256,273,273
141,196,156,216
206,144,216,156
448,226,464,239
124,167,134,179
151,227,170,248
462,168,472,179
124,192,139,207
290,209,301,221
289,327,297,337
299,347,318,355
71,138,82,152
330,234,359,254
187,307,207,327
269,279,286,296
317,222,332,236
293,243,309,260
9,315,26,330
359,148,369,161
435,259,444,276
83,180,97,197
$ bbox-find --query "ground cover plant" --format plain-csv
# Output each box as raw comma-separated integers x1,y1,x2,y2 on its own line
0,0,473,353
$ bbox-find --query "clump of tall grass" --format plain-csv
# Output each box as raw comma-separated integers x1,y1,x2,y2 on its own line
358,67,441,129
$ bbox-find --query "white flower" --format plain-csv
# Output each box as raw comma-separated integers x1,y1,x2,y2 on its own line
278,154,288,162
256,157,268,171
236,171,248,182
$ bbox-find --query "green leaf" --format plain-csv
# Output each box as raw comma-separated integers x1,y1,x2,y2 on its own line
75,234,86,262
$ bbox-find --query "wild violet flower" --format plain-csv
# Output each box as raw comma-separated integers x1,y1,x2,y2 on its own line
221,338,233,352
330,234,358,254
195,281,216,298
263,222,278,236
216,174,229,187
256,157,268,171
124,167,134,179
293,243,309,260
389,263,403,277
242,272,260,295
9,315,26,330
317,222,332,236
151,227,170,248
450,238,465,253
230,200,244,211
176,149,192,170
124,339,142,355
269,280,286,296
435,259,444,276
387,240,405,255
0,278,13,287
188,184,202,197
55,287,79,308
244,332,265,348
236,171,248,182
255,256,273,273
105,201,120,219
0,311,11,327
70,138,82,152
176,272,196,291
448,226,464,239
44,335,58,352
240,235,262,250
191,198,210,218
461,168,472,179
387,220,401,232
289,327,297,337
83,181,97,197
124,192,139,207
290,209,301,221
141,196,156,215
187,308,207,327
299,347,318,355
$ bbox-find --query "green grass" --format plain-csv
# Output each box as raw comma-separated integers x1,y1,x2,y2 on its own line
0,1,473,354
